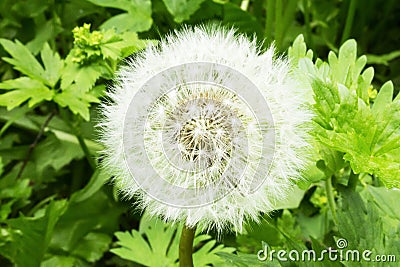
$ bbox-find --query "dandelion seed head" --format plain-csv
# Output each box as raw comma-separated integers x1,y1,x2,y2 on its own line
98,25,312,232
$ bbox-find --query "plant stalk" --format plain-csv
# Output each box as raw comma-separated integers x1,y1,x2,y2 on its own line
325,176,338,226
265,0,275,45
179,225,196,267
341,0,357,44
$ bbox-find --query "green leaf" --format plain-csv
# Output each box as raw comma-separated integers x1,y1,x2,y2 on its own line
337,188,400,266
274,186,306,210
0,77,54,109
222,3,263,39
288,34,313,65
71,169,109,203
307,38,400,188
87,0,153,32
49,191,123,263
54,83,100,121
162,0,206,23
364,186,400,221
61,63,102,92
40,43,64,87
41,256,81,267
26,19,63,55
0,201,68,267
217,251,276,266
31,133,84,180
0,39,46,83
367,50,400,66
111,213,235,266
70,232,112,262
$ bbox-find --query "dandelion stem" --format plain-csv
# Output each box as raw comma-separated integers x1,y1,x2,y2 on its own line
179,225,196,267
325,176,338,226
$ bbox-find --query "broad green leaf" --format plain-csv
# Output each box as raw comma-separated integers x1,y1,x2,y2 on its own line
49,191,123,261
0,77,53,109
217,251,278,266
71,169,109,203
87,0,153,32
84,0,132,10
101,11,152,33
32,133,84,180
0,201,68,267
0,39,46,83
70,232,112,262
41,256,81,267
274,186,306,210
364,186,400,221
26,19,63,55
337,188,400,266
222,3,263,39
162,0,206,23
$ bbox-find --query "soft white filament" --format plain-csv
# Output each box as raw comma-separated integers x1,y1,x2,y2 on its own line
98,25,312,232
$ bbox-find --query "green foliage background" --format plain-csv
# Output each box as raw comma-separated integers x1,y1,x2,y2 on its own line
0,0,399,266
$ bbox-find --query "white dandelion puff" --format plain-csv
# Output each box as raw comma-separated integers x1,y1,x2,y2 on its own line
98,25,312,233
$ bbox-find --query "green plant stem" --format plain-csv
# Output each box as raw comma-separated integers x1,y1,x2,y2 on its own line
341,0,357,44
265,0,275,45
179,225,196,267
76,133,96,170
16,109,57,179
274,0,283,50
303,0,313,47
347,170,359,190
326,176,338,226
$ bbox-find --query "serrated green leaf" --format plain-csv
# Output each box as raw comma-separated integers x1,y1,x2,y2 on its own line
61,63,102,92
337,188,400,266
0,77,53,109
111,213,235,267
41,43,64,87
307,39,396,200
54,83,100,121
0,39,46,83
163,0,205,23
